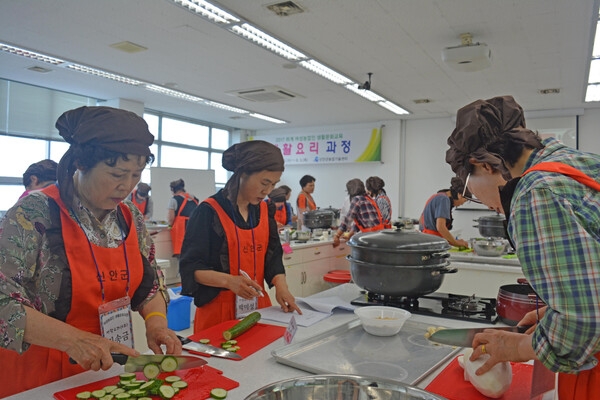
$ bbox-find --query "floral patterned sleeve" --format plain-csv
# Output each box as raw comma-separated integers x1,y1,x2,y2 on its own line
0,193,54,352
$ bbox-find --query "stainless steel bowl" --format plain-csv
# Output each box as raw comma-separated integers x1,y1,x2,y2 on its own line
244,374,447,400
471,238,508,257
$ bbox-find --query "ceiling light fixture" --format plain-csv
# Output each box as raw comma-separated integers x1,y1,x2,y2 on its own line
585,6,599,102
248,113,287,124
230,24,306,60
171,0,239,24
66,64,145,86
167,0,410,115
0,40,284,124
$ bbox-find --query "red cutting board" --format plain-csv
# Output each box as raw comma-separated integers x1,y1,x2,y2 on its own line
53,365,239,400
425,356,533,400
189,320,286,359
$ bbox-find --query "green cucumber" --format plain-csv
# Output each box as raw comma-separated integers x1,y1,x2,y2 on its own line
199,338,211,344
158,385,176,399
91,390,106,398
102,385,118,394
171,380,188,389
210,388,228,399
142,362,161,380
76,392,91,399
223,311,261,340
160,356,178,372
164,375,181,383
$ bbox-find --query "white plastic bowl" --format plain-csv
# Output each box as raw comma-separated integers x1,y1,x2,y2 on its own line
354,306,411,336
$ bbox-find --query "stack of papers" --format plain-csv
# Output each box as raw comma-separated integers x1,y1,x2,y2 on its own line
257,296,356,327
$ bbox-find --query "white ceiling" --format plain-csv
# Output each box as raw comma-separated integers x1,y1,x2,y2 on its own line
0,0,598,131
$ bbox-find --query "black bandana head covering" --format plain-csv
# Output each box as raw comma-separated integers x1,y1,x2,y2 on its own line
268,187,287,203
56,106,154,155
136,183,151,197
446,95,540,181
222,140,284,203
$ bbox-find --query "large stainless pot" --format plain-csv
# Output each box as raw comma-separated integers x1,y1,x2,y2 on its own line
347,229,456,297
244,374,447,400
474,213,507,238
303,208,335,229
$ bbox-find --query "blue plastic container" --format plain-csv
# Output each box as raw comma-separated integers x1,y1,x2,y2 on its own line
167,287,193,331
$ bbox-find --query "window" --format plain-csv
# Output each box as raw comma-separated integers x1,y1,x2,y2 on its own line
0,79,233,213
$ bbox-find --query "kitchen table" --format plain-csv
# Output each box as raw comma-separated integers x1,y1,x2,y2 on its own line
11,284,554,400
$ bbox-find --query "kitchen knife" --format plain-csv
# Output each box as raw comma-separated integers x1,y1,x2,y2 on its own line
428,325,532,347
178,335,242,360
112,353,208,372
182,341,243,360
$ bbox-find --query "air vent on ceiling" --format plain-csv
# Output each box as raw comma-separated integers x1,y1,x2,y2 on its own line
109,41,148,54
266,1,304,17
228,85,303,102
28,66,52,73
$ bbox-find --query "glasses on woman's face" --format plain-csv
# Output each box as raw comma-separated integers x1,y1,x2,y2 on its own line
462,173,483,204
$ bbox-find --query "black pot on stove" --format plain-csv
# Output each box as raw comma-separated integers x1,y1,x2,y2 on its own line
347,227,457,297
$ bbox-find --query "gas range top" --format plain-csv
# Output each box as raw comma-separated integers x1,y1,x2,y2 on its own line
351,291,498,324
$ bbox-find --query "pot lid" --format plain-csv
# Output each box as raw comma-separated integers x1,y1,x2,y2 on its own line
476,213,505,222
348,228,450,252
304,209,335,217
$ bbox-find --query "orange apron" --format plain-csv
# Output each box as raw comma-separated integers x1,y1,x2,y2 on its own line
297,192,316,211
193,199,272,332
354,196,386,232
0,185,144,397
131,189,148,215
419,193,448,237
170,193,198,256
274,203,288,226
522,162,600,400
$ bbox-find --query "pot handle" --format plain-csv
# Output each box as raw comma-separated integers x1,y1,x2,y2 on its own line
431,252,450,259
517,278,529,285
438,267,458,275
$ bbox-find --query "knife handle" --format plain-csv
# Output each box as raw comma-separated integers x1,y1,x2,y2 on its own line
69,353,127,365
516,325,533,333
177,334,192,344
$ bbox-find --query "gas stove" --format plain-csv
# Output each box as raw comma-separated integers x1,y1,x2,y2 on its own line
351,291,498,324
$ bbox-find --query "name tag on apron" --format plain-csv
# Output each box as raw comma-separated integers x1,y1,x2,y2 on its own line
99,295,134,348
235,295,258,319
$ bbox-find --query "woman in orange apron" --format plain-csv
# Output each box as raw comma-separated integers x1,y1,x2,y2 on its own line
296,174,317,230
168,179,199,257
268,187,291,228
179,141,302,332
418,177,470,248
0,106,180,397
446,95,600,399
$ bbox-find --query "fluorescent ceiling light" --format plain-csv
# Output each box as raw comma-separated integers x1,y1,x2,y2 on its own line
0,42,64,65
299,60,353,85
585,84,600,102
171,0,239,24
377,100,410,115
585,8,600,102
248,113,287,124
204,100,248,114
146,84,203,102
67,64,145,86
345,84,385,102
230,24,306,61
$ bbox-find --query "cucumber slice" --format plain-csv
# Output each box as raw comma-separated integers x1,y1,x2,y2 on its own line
111,388,125,395
142,362,161,379
91,390,106,398
119,373,136,381
100,395,114,400
114,394,131,399
102,385,118,394
160,356,178,372
158,385,176,399
164,375,181,383
199,338,210,344
128,389,147,397
210,388,228,399
76,392,91,399
225,340,237,345
171,380,188,389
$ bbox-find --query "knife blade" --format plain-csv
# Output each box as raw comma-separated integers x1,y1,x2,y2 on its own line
182,341,243,360
178,334,243,360
111,353,208,372
428,325,532,347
